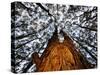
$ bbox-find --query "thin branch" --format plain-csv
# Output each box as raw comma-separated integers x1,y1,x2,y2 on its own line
79,26,97,31
15,38,35,49
16,2,32,11
22,61,33,73
75,40,97,61
75,37,97,48
15,32,35,40
36,3,52,16
74,24,97,31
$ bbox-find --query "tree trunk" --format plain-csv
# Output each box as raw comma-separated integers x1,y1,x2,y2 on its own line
32,29,92,72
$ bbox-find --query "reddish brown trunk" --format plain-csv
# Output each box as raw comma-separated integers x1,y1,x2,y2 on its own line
32,30,92,72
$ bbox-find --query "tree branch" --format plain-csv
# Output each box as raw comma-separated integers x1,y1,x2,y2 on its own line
74,24,97,31
22,61,33,73
15,38,35,49
75,40,97,61
15,32,36,40
75,37,97,48
36,3,52,16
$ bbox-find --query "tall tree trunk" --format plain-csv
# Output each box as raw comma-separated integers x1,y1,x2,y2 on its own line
32,29,92,72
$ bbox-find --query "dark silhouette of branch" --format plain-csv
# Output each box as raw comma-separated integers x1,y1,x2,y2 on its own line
74,24,97,31
15,2,32,11
15,32,36,40
75,40,97,61
22,61,33,73
80,26,97,31
15,38,35,49
84,40,97,48
36,3,52,16
75,37,97,48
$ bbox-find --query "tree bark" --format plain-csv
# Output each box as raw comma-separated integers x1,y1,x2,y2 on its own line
32,29,92,72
